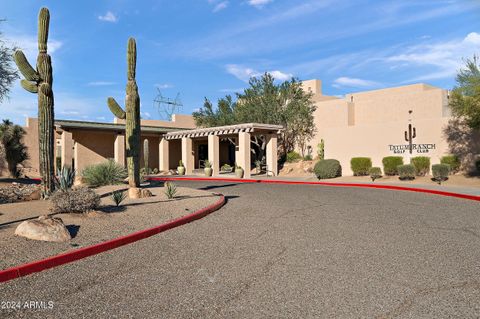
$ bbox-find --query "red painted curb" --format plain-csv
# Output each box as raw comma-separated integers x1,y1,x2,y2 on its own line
0,194,225,283
150,176,480,202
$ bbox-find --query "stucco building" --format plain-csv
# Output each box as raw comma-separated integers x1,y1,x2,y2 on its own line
18,78,455,178
301,79,451,175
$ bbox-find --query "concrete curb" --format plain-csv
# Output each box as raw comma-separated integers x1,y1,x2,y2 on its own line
150,176,480,202
0,194,225,283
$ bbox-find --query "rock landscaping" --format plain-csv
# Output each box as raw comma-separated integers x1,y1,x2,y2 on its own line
0,183,41,204
0,183,221,270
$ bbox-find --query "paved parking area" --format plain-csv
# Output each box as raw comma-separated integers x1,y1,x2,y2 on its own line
1,181,479,318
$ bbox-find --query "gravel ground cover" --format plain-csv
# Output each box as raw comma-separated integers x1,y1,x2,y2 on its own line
0,183,220,270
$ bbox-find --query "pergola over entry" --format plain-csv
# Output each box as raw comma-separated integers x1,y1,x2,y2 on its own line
163,123,283,178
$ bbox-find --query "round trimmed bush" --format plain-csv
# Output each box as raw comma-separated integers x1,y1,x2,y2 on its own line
382,156,404,175
369,167,382,181
432,164,450,184
440,155,460,174
314,159,342,179
350,157,372,176
397,164,415,180
410,156,430,176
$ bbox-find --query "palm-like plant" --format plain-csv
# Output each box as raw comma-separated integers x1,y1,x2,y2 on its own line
0,119,29,177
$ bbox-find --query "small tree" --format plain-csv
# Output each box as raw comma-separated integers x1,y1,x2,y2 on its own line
0,20,19,102
449,56,480,130
0,119,29,177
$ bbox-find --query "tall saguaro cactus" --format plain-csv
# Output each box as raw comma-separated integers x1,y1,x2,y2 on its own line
14,7,55,195
107,38,141,188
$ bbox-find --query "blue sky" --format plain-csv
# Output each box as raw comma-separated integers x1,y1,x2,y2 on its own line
1,0,479,124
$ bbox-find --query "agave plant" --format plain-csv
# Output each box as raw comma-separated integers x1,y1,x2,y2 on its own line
54,165,75,192
111,190,127,207
164,181,177,199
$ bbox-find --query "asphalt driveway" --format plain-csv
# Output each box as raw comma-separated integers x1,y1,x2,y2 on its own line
1,181,480,318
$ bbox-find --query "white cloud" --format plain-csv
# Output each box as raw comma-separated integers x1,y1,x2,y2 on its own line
219,88,244,93
140,112,152,119
87,81,116,86
226,64,292,82
213,1,229,12
6,35,62,60
155,83,174,89
98,11,118,23
247,0,273,8
387,32,480,82
333,77,381,88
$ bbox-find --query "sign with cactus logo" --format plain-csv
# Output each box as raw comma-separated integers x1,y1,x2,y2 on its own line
388,123,435,154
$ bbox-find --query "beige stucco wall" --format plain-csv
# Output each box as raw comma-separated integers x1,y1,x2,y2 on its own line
72,130,115,172
305,80,453,176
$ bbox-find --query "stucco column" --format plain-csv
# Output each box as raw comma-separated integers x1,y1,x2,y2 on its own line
208,134,220,176
266,134,278,176
159,137,170,171
114,134,125,167
181,137,194,175
238,132,251,178
60,130,74,168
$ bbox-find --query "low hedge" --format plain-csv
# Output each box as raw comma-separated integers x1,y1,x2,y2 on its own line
440,155,460,174
410,156,430,176
382,156,404,175
350,157,372,176
397,164,415,180
314,159,342,179
432,164,450,184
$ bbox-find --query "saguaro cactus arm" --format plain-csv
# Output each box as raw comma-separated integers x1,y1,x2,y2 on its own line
107,97,127,119
127,38,136,80
14,51,40,82
20,80,38,93
38,8,49,52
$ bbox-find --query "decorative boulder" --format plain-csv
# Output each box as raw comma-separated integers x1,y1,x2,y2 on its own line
128,187,142,199
15,216,71,242
141,189,153,198
26,189,42,201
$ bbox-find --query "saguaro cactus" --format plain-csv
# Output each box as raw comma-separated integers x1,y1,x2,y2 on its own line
404,124,417,154
143,138,149,173
107,38,141,188
14,7,55,195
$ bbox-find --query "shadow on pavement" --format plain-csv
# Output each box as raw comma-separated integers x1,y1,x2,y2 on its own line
198,183,241,191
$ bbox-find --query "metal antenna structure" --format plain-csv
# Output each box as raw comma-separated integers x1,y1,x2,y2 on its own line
153,88,183,120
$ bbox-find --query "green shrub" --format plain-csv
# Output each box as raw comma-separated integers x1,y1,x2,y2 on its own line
81,159,127,187
382,156,404,175
56,156,61,169
397,164,415,180
432,164,450,184
314,159,342,179
410,156,430,176
286,151,302,163
0,120,29,178
51,187,100,214
303,154,313,161
54,166,75,192
111,190,127,207
164,181,177,199
350,157,372,176
440,155,460,174
369,167,382,182
317,139,324,160
221,164,232,172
